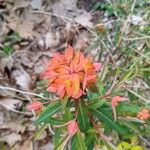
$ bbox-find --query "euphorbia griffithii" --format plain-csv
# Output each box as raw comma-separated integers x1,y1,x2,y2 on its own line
41,45,101,99
27,101,43,111
67,120,78,137
137,108,150,121
111,96,128,120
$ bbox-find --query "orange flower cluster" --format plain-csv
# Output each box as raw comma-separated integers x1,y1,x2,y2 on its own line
137,108,150,121
42,46,101,99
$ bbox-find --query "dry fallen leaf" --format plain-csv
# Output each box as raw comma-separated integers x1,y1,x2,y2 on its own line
45,32,59,49
30,0,42,10
2,132,21,146
60,0,78,10
95,23,105,33
74,12,94,28
7,19,35,39
74,31,90,50
13,0,30,11
0,121,26,133
0,57,13,73
14,140,33,150
0,98,22,109
39,142,54,150
11,69,31,91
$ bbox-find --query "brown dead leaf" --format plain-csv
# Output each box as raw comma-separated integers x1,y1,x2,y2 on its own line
7,20,35,39
2,132,21,146
45,32,59,49
14,140,33,150
11,69,31,91
95,23,105,33
0,121,26,133
30,0,42,10
39,142,54,150
60,0,78,10
74,12,94,28
0,57,13,73
74,31,90,50
0,98,22,109
13,0,30,11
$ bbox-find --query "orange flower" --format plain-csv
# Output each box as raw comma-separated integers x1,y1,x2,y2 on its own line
41,45,101,99
137,108,150,121
111,96,128,121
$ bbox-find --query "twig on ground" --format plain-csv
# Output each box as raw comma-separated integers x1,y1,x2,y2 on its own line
0,104,32,116
0,85,46,99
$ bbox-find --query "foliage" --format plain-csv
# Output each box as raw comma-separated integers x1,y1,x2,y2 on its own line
26,0,150,149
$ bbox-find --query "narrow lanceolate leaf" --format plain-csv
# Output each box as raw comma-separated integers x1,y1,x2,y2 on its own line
117,102,140,113
116,65,135,88
87,99,106,109
54,134,69,150
91,108,127,135
35,101,61,125
33,123,47,141
76,132,87,150
54,128,62,146
33,123,48,141
77,100,90,132
45,117,65,125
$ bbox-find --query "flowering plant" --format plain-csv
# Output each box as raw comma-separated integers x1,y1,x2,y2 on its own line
27,46,150,149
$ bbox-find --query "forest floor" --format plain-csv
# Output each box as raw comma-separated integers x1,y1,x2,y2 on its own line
0,0,150,149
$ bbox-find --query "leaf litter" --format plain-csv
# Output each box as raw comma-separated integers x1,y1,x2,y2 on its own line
0,0,96,149
0,0,149,149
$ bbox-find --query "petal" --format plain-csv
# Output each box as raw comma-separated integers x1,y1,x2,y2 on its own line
27,102,42,111
112,96,128,103
66,83,73,97
83,58,95,74
47,85,57,92
111,96,128,121
93,63,102,71
41,70,58,79
83,77,87,92
65,45,74,61
67,120,78,136
72,74,80,96
55,75,70,84
72,89,83,99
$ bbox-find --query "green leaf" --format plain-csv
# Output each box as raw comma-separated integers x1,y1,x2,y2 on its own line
96,79,105,97
91,108,127,135
87,99,106,109
54,134,68,150
117,102,140,113
35,101,61,125
131,145,144,150
77,100,90,132
1,45,14,55
84,129,95,150
116,66,135,87
61,96,69,110
71,135,77,150
87,91,99,100
117,141,131,150
63,107,73,122
33,123,48,141
76,132,87,150
45,117,65,125
54,128,62,146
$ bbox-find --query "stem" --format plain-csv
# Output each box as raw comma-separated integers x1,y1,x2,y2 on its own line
75,99,80,120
